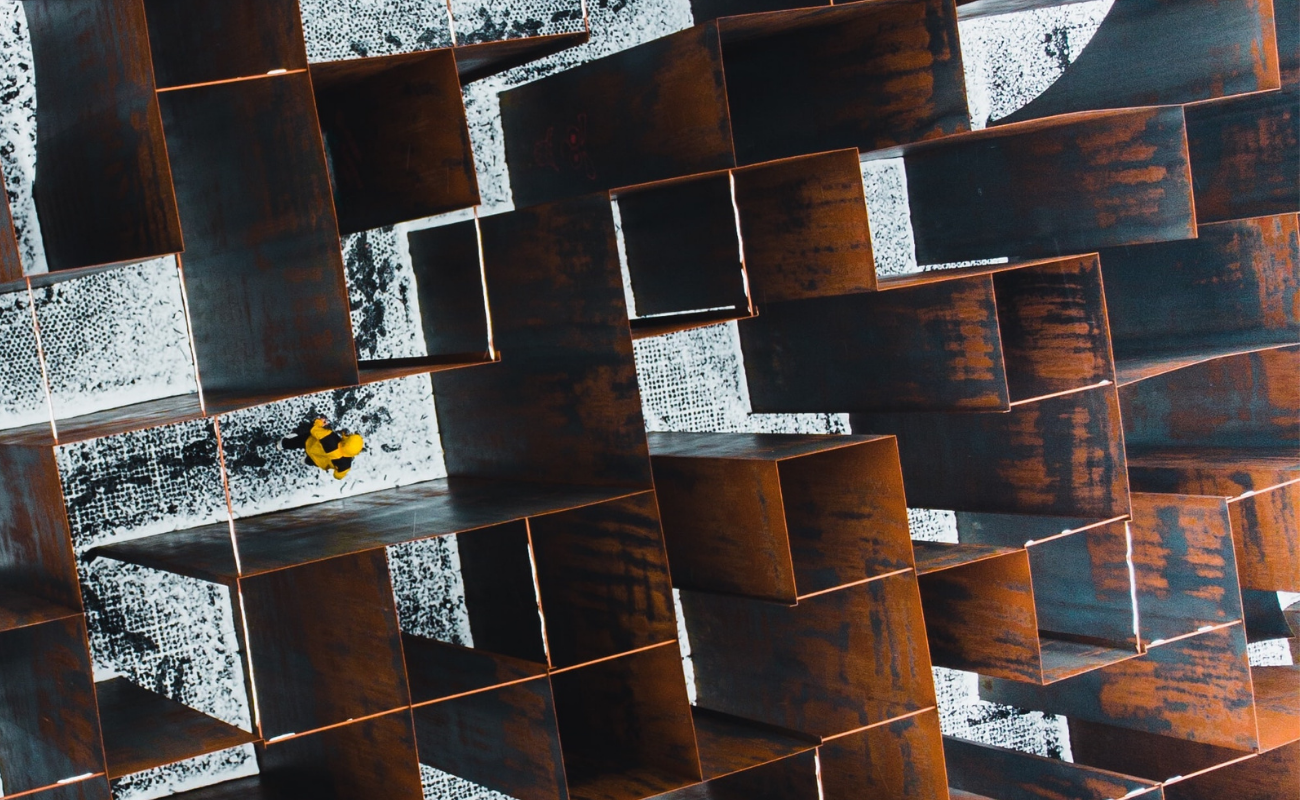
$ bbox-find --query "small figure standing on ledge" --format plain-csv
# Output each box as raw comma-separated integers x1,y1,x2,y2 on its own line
280,418,365,479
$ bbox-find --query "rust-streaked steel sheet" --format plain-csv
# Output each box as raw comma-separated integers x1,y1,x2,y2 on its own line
413,677,568,800
1227,480,1300,592
142,0,308,88
945,736,1161,799
0,616,103,795
25,0,183,272
259,711,425,800
818,710,950,800
982,624,1266,751
238,550,410,740
549,644,703,800
649,432,911,603
0,445,83,611
158,73,359,404
681,572,935,737
311,51,479,234
431,195,653,489
995,0,1281,124
1128,493,1243,645
901,107,1196,264
853,385,1130,519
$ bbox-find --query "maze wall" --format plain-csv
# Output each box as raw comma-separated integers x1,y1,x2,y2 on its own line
0,1,1296,799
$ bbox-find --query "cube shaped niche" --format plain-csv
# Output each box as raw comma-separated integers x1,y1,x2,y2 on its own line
550,644,702,800
238,549,410,739
0,611,103,795
143,0,309,89
649,433,911,603
260,710,424,800
413,676,568,800
312,50,479,235
613,175,753,337
358,220,495,381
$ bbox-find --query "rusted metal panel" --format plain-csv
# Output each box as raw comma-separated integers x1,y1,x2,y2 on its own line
0,616,103,795
853,385,1130,519
689,0,827,22
413,677,569,800
943,736,1161,800
732,149,875,303
24,780,112,800
740,271,1009,413
996,0,1281,124
500,25,733,207
528,492,679,669
689,706,817,780
158,73,358,403
1068,717,1252,782
614,174,749,318
550,644,703,800
1228,480,1300,592
1101,213,1300,384
312,50,479,234
0,164,22,283
912,541,1018,575
454,32,591,85
1164,740,1299,800
902,107,1196,264
238,550,410,739
819,710,950,800
715,0,968,164
1186,87,1299,224
1125,447,1300,496
96,676,257,778
1129,493,1242,645
682,572,935,737
402,634,546,705
456,521,549,664
23,0,184,271
1120,345,1300,452
1241,588,1292,641
260,711,425,800
0,444,83,610
1250,665,1300,749
1025,521,1136,648
648,750,820,800
432,195,653,489
142,0,308,88
991,255,1114,402
982,624,1262,751
917,550,1043,683
405,221,493,364
648,433,911,602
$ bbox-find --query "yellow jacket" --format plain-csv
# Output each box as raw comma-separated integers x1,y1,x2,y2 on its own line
303,419,364,479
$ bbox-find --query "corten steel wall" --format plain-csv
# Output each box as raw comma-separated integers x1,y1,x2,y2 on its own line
0,0,1296,799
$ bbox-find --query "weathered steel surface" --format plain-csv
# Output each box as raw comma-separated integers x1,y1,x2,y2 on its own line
0,617,103,795
405,221,493,362
0,164,22,283
903,107,1196,264
982,624,1263,751
944,736,1161,800
649,433,911,602
1101,213,1300,383
413,677,568,800
24,0,184,271
1120,345,1300,451
1068,716,1252,782
0,445,83,610
715,0,968,164
1025,521,1136,647
996,0,1281,124
741,269,1008,413
260,711,425,800
312,51,479,234
1128,493,1243,645
432,195,653,489
454,32,591,85
682,572,935,736
853,385,1130,519
158,73,358,403
402,634,546,704
456,521,549,664
500,25,733,207
96,677,256,778
1228,480,1300,592
549,644,702,800
689,706,816,780
21,779,112,800
1164,740,1299,800
1186,89,1300,223
732,150,874,303
529,493,678,669
142,0,308,88
650,750,820,800
818,710,950,800
614,174,749,318
1126,447,1300,496
238,551,410,739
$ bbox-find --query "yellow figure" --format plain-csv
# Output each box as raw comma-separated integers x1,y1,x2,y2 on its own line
296,418,364,479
